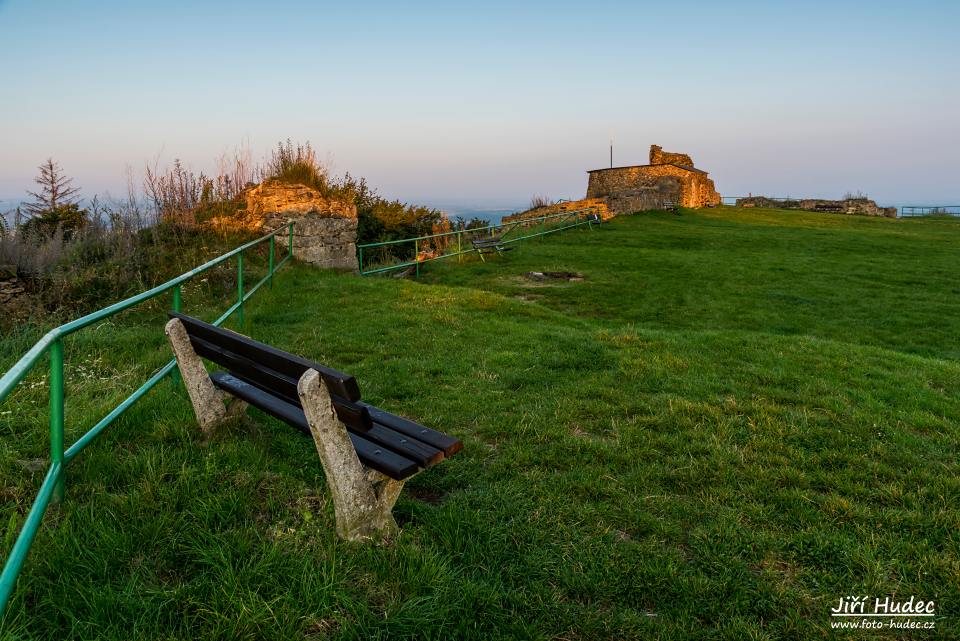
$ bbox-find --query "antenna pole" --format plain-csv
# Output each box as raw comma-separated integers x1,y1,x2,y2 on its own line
609,139,613,168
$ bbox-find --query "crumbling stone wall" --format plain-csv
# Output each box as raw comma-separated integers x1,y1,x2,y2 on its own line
736,196,897,218
0,268,25,306
650,144,694,167
586,171,682,214
212,181,359,270
0,266,34,327
585,145,721,213
502,198,611,224
587,164,719,211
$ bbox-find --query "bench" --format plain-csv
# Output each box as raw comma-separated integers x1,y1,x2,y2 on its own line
470,235,514,262
164,312,463,542
662,200,678,212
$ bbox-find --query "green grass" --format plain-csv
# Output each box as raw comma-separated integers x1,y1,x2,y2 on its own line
1,206,959,639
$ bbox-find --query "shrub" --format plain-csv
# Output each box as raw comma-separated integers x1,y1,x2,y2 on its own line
529,194,553,209
18,203,89,240
261,139,329,194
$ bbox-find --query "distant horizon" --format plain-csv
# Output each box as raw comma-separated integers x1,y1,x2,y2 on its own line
2,0,958,208
2,145,960,213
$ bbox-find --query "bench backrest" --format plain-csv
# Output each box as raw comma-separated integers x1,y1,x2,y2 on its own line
171,312,359,401
168,313,376,436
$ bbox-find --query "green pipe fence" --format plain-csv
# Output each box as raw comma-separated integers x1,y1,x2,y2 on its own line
0,222,296,620
899,205,960,217
357,207,600,276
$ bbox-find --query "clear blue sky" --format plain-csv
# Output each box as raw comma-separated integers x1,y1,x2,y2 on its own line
1,0,958,208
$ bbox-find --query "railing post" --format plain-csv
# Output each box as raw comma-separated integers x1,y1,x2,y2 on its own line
171,285,182,385
268,235,275,288
358,245,364,275
414,239,419,278
457,231,462,263
49,339,65,502
237,250,244,326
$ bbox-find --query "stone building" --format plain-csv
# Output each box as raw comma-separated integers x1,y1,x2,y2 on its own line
586,145,721,212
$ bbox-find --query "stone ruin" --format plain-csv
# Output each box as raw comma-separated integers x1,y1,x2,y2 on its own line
0,266,34,327
649,145,694,168
586,145,721,214
212,181,359,270
0,267,26,306
736,196,897,218
501,198,611,225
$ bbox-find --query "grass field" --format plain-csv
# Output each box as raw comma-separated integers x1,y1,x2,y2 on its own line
1,206,959,639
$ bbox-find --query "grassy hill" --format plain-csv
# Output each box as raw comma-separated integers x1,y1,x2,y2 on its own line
1,206,958,639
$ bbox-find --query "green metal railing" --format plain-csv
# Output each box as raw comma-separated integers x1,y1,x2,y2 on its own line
0,222,295,619
900,205,960,217
357,207,600,276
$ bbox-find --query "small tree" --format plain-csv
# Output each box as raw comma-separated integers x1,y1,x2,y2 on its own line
21,159,87,239
24,158,81,217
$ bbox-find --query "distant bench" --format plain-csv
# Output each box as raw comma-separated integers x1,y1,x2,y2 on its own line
662,200,678,212
165,312,463,542
471,235,514,261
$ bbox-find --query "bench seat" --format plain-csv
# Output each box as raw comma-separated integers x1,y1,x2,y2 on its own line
470,235,514,261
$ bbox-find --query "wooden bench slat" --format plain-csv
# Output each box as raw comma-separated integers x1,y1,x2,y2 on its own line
192,336,372,431
221,366,445,467
211,373,419,480
359,402,464,457
170,312,362,402
365,424,444,468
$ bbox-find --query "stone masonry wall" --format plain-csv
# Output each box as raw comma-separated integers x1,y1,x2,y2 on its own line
650,144,694,167
736,196,897,218
587,165,716,211
0,266,35,327
212,181,359,270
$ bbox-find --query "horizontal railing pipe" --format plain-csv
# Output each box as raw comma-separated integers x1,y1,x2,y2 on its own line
63,360,177,464
356,208,595,250
0,463,62,619
358,207,597,276
0,330,61,404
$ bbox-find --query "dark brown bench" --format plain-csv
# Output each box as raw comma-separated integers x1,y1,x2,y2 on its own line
164,312,462,541
471,235,514,261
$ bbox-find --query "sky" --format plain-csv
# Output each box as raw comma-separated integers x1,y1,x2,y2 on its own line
1,0,958,211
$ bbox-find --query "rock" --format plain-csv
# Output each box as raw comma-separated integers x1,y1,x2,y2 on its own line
524,271,584,281
244,181,357,221
0,269,38,328
210,180,359,270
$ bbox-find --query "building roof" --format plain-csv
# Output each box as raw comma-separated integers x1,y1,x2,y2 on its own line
587,163,707,175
